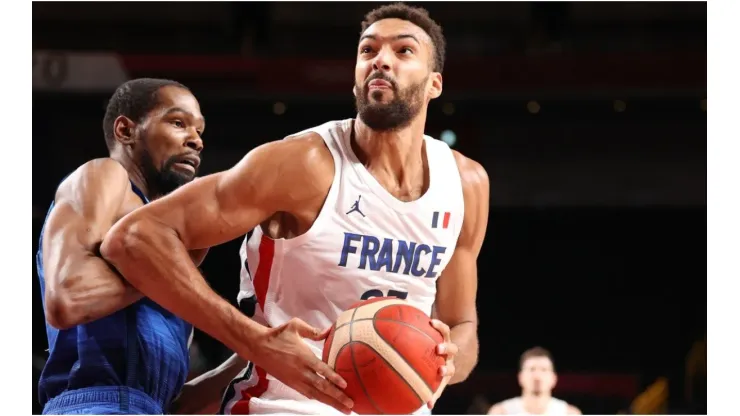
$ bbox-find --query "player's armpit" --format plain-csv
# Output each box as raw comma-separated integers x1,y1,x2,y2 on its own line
433,152,490,384
42,158,143,329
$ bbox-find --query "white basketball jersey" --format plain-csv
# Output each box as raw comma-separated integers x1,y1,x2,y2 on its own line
499,397,569,415
222,119,465,415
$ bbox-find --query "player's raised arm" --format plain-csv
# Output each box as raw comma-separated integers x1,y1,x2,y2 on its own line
101,135,353,413
433,152,490,384
42,158,143,329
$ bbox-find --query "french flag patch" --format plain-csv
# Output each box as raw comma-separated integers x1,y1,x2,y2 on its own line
432,211,451,229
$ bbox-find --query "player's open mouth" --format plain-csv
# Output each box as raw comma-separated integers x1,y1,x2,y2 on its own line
174,162,195,173
173,155,200,173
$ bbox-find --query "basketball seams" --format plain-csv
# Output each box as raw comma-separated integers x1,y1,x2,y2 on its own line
327,324,350,368
348,306,383,414
352,320,433,401
371,317,439,393
351,340,424,411
324,299,438,414
335,317,437,344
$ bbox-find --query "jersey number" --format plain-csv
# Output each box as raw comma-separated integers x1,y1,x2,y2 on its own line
360,289,408,300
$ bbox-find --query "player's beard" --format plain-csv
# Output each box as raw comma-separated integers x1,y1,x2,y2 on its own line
354,74,427,132
139,138,200,196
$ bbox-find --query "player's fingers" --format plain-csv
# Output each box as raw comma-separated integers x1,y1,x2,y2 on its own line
438,341,459,356
430,319,451,339
289,318,323,340
316,326,333,341
309,371,354,409
440,361,456,377
310,358,349,390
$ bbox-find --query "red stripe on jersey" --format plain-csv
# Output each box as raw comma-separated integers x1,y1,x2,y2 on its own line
443,211,451,229
230,366,270,414
254,235,275,312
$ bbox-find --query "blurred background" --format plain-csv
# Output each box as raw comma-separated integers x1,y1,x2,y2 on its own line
32,1,706,414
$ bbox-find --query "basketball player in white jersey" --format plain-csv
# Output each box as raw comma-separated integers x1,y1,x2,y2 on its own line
102,3,488,414
488,347,581,415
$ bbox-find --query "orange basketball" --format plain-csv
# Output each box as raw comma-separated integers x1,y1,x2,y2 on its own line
322,297,445,415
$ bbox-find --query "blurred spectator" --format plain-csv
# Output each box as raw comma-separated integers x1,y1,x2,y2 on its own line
488,347,581,415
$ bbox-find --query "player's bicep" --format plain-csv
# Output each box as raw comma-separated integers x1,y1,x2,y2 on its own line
127,142,286,250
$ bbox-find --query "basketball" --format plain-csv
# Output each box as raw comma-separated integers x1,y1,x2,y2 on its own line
322,297,445,414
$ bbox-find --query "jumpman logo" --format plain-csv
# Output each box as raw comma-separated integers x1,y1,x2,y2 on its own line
346,195,366,217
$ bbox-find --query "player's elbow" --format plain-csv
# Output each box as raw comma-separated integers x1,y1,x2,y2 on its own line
44,289,82,330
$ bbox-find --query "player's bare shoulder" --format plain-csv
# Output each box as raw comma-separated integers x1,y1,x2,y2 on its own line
241,132,335,237
486,403,507,415
57,158,128,197
261,131,335,210
281,131,335,198
55,158,136,214
451,150,489,198
226,132,334,208
567,404,582,415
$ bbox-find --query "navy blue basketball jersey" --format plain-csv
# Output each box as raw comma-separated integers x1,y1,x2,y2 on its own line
36,181,192,414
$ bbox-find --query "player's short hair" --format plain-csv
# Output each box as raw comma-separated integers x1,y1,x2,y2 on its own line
361,2,446,73
520,346,555,370
102,78,189,151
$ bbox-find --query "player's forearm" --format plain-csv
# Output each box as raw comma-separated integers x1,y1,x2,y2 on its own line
46,255,142,329
170,354,246,414
449,322,479,384
101,219,264,358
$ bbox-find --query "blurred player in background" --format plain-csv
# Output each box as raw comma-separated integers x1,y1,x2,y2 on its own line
101,2,489,415
488,347,581,415
35,78,232,414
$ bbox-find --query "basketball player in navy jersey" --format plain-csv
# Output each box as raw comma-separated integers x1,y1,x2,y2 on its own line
35,78,230,414
102,3,488,414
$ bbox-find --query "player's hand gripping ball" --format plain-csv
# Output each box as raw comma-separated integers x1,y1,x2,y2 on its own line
322,297,447,414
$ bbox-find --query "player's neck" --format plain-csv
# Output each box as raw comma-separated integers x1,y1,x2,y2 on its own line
109,153,153,201
352,116,427,187
521,393,552,412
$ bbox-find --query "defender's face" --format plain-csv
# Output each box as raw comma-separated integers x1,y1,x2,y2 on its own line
141,86,205,183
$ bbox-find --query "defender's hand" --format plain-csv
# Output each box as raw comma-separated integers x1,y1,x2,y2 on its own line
250,318,354,414
427,319,458,409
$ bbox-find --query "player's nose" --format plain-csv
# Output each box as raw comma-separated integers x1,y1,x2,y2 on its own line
185,133,203,153
372,47,392,72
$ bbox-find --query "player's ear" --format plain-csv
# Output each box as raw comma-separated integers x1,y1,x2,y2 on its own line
552,373,558,389
428,72,443,100
113,115,137,146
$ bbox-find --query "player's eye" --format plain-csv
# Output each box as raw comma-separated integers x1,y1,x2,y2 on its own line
399,47,414,54
360,46,373,54
172,120,185,128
